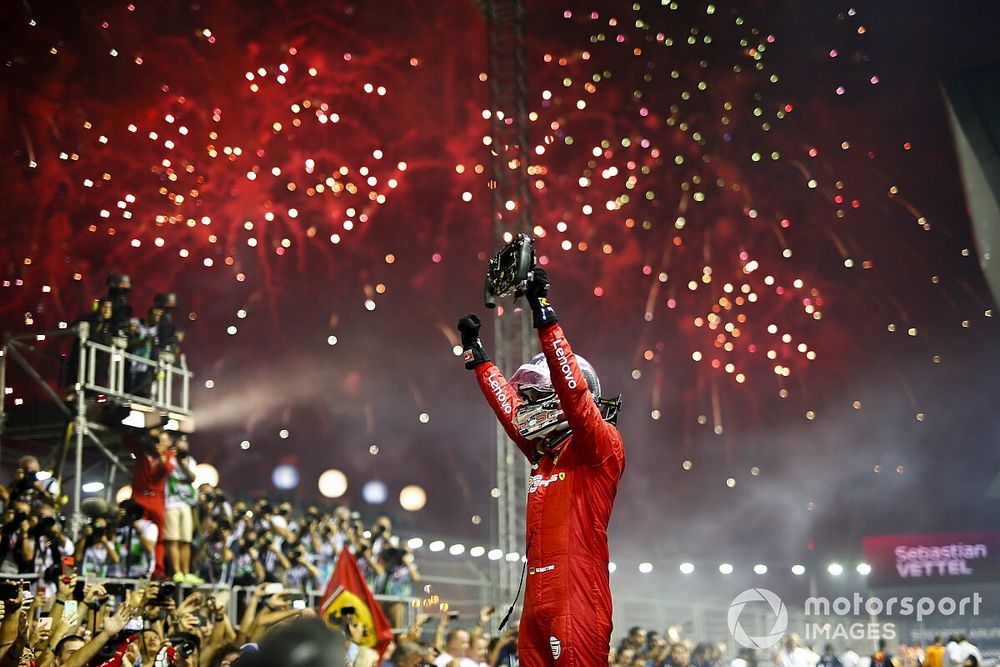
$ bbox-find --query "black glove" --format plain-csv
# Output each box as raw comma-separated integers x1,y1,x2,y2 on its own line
524,268,558,328
457,314,490,370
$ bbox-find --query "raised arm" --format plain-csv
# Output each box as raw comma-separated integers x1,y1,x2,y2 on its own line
525,270,622,466
458,314,534,460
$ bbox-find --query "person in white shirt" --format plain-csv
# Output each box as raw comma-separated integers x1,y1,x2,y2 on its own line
434,629,478,667
164,434,202,584
946,636,964,667
841,648,860,667
775,634,815,667
957,636,981,666
732,647,758,667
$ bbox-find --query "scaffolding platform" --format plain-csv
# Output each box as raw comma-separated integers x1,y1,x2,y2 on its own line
0,324,195,536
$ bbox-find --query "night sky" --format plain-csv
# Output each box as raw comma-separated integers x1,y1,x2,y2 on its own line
2,0,999,576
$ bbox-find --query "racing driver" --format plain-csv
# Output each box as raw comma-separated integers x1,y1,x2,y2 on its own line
457,267,625,666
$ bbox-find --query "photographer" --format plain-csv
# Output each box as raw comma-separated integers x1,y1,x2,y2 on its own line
164,435,202,585
128,304,163,397
198,485,233,525
74,517,119,578
107,499,156,579
229,531,266,587
459,263,625,666
0,500,35,575
124,427,176,577
7,455,56,508
193,516,235,585
85,298,117,347
257,531,291,584
375,546,420,629
153,293,180,357
31,503,73,585
280,531,319,592
105,273,133,340
309,513,339,586
267,502,295,543
369,515,396,558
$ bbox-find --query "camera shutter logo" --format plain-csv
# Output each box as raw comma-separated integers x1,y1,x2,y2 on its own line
728,588,787,649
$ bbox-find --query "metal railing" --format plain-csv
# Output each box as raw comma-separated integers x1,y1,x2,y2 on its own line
77,325,192,415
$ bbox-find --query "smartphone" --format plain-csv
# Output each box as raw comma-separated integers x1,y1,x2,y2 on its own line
61,556,76,583
292,599,306,610
73,580,86,601
0,583,21,599
63,600,79,618
263,583,284,596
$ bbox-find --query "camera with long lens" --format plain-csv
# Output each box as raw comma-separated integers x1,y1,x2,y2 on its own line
484,234,536,308
156,582,177,601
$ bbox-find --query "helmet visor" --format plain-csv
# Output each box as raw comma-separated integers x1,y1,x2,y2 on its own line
508,363,553,401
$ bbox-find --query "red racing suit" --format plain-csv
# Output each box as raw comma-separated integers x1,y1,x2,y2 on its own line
475,322,625,666
125,434,175,577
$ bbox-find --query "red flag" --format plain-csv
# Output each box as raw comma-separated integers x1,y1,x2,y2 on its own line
318,550,393,658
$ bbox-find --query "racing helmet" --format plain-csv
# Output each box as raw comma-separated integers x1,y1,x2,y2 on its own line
509,352,601,441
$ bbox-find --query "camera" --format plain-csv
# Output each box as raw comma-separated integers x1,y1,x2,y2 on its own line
169,636,198,658
0,582,22,599
382,547,406,569
30,516,57,537
156,583,177,601
104,582,128,598
485,233,535,308
2,511,28,533
120,500,145,524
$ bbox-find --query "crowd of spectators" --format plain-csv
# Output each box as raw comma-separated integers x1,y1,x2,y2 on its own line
607,629,987,667
0,434,991,666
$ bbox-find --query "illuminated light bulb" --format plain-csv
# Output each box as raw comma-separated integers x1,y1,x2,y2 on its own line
399,485,427,511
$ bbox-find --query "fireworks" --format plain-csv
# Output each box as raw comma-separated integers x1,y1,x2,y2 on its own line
0,0,996,540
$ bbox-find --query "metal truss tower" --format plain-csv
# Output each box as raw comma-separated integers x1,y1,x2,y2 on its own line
486,0,533,605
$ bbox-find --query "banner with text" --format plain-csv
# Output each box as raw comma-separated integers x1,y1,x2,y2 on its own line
863,531,1000,586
